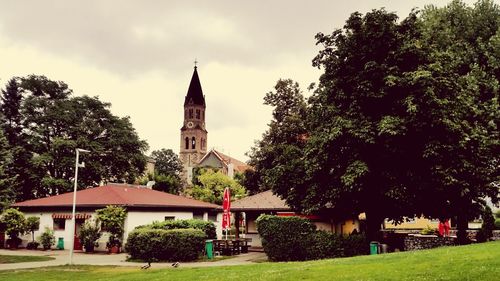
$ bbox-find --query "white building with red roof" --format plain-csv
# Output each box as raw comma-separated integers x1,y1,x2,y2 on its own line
11,183,221,251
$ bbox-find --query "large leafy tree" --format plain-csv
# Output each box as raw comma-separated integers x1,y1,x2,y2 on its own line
0,127,15,211
250,1,499,243
246,79,308,196
1,75,149,198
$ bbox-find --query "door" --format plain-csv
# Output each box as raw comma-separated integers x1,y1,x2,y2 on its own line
73,219,85,250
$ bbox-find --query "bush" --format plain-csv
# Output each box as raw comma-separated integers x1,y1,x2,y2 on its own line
96,205,127,247
38,227,55,250
256,214,316,261
477,206,495,242
342,234,368,257
26,241,39,250
420,225,437,235
79,220,101,252
126,228,205,262
137,219,216,239
495,219,500,230
257,215,369,261
26,216,40,244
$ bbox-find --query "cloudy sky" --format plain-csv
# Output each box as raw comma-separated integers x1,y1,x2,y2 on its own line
0,0,476,161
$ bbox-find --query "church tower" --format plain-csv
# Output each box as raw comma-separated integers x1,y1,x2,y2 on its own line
180,65,208,179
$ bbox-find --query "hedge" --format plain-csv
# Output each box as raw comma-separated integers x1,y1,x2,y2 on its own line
125,228,205,262
136,219,216,239
256,214,368,261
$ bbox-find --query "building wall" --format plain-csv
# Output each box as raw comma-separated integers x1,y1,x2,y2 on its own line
11,209,221,251
384,217,440,230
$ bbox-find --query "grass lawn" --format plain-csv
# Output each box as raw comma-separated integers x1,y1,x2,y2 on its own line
1,241,499,280
0,255,55,264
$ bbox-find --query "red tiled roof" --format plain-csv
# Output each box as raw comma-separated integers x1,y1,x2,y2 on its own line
231,190,290,211
12,184,220,209
199,149,251,173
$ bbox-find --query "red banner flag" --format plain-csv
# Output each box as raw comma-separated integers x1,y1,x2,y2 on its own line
222,187,231,230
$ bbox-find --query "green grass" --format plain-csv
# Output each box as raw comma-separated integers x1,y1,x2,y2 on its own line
1,241,499,280
0,255,55,264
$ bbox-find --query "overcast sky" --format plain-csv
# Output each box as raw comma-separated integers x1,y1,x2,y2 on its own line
0,0,477,161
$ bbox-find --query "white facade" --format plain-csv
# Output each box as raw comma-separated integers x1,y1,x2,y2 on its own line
15,209,223,251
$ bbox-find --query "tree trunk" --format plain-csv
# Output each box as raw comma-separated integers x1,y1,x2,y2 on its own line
365,211,383,242
456,214,470,245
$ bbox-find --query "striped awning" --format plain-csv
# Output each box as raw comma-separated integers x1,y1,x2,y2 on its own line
52,213,92,219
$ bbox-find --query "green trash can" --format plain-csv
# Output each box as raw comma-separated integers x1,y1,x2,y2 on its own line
370,241,379,255
205,240,213,259
57,237,64,250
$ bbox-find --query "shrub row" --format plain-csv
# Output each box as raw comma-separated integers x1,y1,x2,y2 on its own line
136,219,216,239
125,228,205,262
256,214,368,261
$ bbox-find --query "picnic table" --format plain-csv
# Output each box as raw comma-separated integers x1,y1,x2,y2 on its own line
213,238,252,256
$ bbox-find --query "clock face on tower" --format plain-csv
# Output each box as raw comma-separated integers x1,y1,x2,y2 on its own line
187,121,194,128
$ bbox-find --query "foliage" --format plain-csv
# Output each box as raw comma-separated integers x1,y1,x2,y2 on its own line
190,169,246,204
26,241,39,250
477,206,495,242
79,220,101,252
150,149,183,177
137,219,216,239
138,172,182,194
0,255,54,264
0,208,26,239
256,215,368,261
26,216,40,242
96,205,127,246
256,214,316,261
420,225,438,235
0,75,149,200
38,227,55,250
0,128,15,211
125,228,205,262
250,1,500,244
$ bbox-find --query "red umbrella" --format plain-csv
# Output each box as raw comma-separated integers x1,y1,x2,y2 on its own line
222,187,231,239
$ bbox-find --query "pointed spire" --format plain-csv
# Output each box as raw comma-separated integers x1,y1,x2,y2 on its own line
184,64,205,106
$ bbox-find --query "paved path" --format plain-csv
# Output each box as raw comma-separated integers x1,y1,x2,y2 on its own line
0,249,267,271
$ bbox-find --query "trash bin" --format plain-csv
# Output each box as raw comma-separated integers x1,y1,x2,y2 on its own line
205,240,213,259
57,237,64,250
380,243,388,254
370,241,379,255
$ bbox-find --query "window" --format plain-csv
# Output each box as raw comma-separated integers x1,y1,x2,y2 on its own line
193,211,204,220
192,137,196,149
202,110,204,119
53,218,66,230
184,110,187,119
196,109,200,119
201,138,205,149
165,216,175,221
208,212,217,222
189,109,193,119
185,137,189,149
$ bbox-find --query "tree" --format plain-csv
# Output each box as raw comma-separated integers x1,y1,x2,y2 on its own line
96,205,127,248
0,75,149,198
26,216,40,243
246,79,308,198
138,172,182,194
0,208,26,248
190,169,246,204
0,127,15,211
150,148,183,177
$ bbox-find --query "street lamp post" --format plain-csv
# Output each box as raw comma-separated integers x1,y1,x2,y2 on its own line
69,148,90,265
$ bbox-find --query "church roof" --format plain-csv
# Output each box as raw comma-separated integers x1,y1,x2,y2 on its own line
231,190,290,211
184,66,206,106
198,149,251,173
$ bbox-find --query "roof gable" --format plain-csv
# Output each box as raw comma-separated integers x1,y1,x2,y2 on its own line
231,190,290,211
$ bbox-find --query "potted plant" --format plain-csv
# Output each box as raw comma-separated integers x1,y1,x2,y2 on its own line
38,227,55,250
96,205,126,254
0,208,26,249
26,216,40,250
79,220,101,253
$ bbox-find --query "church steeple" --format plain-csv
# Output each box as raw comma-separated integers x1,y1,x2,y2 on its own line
184,66,206,106
180,64,208,183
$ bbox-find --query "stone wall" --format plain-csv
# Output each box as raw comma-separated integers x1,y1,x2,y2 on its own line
403,234,456,251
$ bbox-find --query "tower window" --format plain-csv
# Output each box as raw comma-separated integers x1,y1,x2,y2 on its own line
185,110,187,119
185,137,189,149
189,109,193,119
196,109,200,119
202,110,204,119
192,137,196,149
